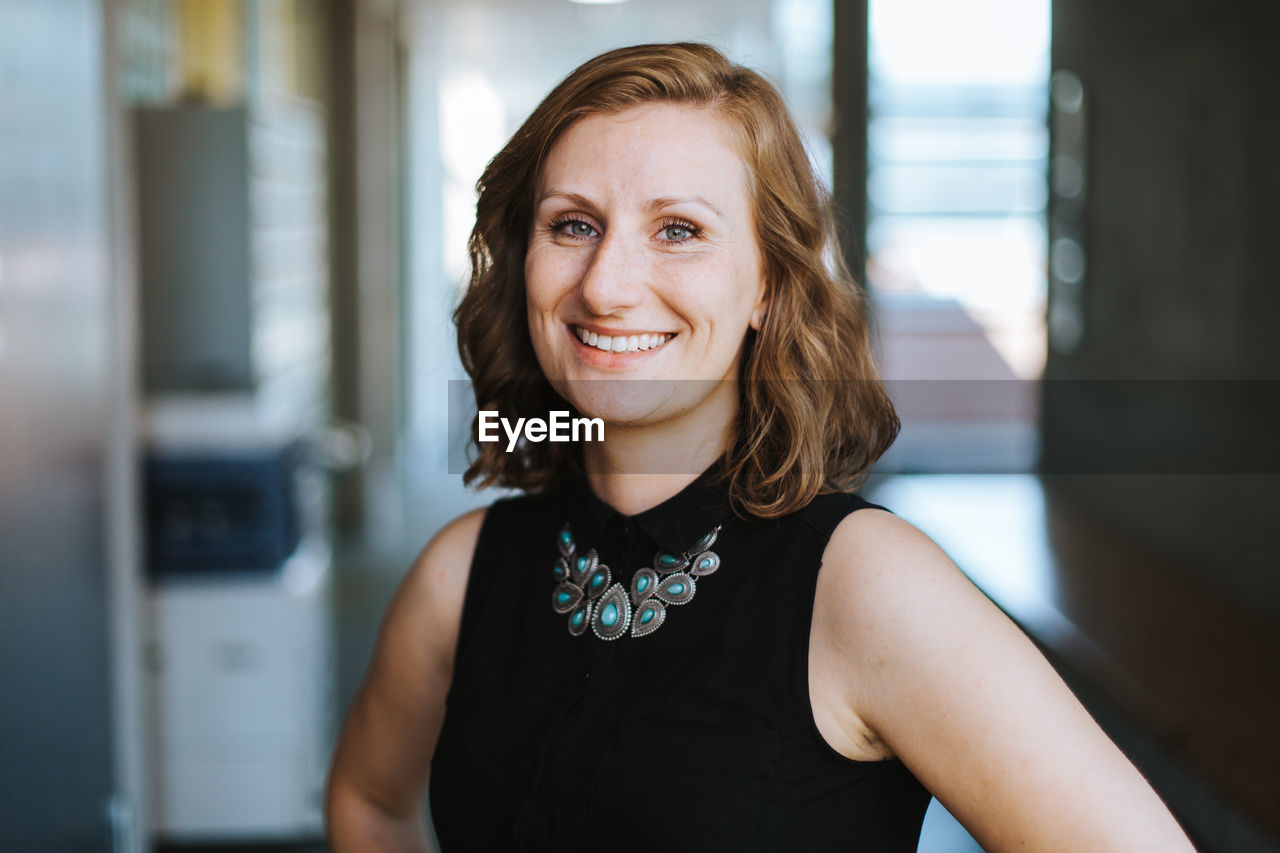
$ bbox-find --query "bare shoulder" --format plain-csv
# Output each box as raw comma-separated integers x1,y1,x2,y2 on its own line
326,507,489,822
393,506,489,670
816,507,1005,656
421,505,489,564
813,508,992,670
407,506,489,597
809,508,993,760
812,506,1193,851
354,504,488,719
813,506,1039,746
821,505,964,592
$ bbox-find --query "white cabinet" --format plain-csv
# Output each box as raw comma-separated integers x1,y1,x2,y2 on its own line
147,541,334,841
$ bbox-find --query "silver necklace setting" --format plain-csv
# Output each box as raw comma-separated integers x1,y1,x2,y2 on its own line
551,522,722,640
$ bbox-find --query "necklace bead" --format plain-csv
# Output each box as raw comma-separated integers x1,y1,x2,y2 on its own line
552,522,722,639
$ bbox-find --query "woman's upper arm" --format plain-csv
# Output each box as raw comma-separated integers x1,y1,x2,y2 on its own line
327,506,487,817
816,509,1193,852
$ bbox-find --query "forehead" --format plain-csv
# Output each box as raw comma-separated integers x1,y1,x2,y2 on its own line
537,103,750,208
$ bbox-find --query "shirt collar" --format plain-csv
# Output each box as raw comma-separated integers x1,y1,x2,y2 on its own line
561,457,732,557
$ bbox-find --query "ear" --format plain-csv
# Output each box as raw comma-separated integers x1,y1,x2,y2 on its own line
749,282,770,331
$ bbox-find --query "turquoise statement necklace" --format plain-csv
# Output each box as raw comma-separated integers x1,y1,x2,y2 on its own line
550,523,722,640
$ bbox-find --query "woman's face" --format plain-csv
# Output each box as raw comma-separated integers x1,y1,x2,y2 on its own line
525,103,767,429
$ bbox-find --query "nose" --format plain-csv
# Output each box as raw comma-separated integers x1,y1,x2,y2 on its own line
577,229,646,317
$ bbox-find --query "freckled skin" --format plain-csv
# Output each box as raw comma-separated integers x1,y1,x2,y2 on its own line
524,103,768,429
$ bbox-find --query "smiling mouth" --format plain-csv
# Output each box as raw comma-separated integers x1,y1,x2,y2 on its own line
572,325,675,354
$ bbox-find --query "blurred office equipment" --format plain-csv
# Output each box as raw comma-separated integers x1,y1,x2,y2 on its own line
143,399,333,842
132,102,330,413
132,97,335,842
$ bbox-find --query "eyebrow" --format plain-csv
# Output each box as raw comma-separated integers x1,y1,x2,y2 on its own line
647,195,724,219
537,190,725,220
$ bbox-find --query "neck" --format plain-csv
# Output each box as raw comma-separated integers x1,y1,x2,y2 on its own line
582,385,736,517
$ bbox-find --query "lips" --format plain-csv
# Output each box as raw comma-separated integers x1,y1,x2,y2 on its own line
572,324,674,354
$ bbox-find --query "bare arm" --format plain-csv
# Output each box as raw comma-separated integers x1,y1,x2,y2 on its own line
325,508,486,852
812,509,1194,852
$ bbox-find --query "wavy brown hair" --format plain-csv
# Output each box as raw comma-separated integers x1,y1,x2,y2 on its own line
455,42,898,518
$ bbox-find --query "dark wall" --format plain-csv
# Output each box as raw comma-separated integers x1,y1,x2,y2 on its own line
832,0,869,283
1044,0,1280,615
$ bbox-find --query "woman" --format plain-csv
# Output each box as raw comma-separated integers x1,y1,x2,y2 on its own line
327,43,1192,851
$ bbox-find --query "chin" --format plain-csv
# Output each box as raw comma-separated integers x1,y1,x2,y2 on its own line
554,377,719,427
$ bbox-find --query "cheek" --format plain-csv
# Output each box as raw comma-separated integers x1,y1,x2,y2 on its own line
689,257,764,328
525,247,578,314
523,260,559,337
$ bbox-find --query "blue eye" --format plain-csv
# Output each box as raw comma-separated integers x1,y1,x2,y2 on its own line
551,218,598,239
658,219,701,243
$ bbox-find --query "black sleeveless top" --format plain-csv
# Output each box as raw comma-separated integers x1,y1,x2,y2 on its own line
429,466,931,851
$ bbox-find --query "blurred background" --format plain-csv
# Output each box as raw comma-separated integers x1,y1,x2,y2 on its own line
0,0,1276,850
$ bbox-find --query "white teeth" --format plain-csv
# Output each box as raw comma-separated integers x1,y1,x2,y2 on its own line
574,326,671,354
